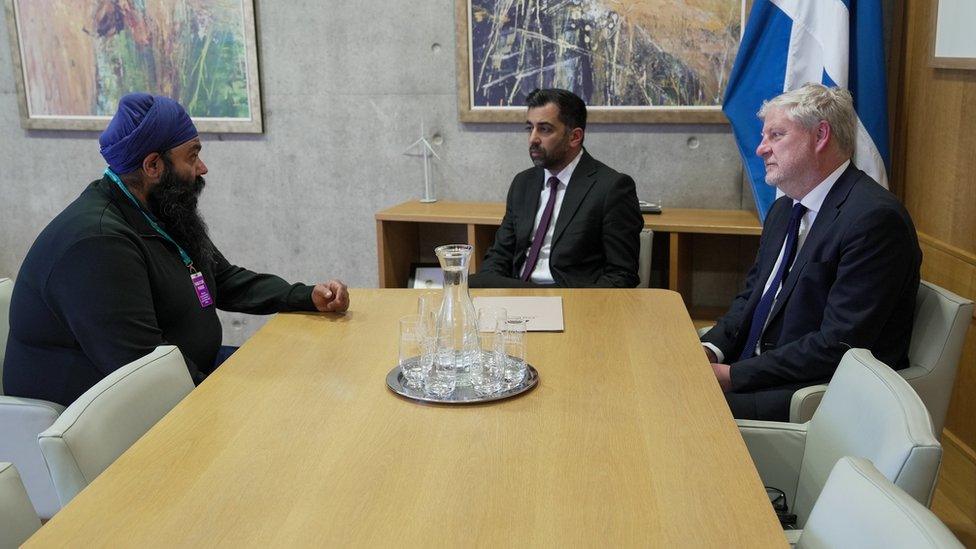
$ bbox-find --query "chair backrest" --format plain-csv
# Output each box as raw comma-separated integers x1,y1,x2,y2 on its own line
637,229,653,288
903,280,974,434
0,462,41,548
798,456,962,549
1,278,68,520
37,345,193,507
794,349,942,527
0,277,13,395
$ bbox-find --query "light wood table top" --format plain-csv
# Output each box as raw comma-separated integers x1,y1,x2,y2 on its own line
375,200,762,235
28,289,784,547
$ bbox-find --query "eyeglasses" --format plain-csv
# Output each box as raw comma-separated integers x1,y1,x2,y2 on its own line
765,486,787,512
765,486,797,528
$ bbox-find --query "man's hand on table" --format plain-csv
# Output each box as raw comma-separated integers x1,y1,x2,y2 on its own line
711,362,732,392
312,280,350,312
704,346,718,364
702,346,732,392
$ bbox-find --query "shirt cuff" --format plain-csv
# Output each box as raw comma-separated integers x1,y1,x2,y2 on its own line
702,342,724,364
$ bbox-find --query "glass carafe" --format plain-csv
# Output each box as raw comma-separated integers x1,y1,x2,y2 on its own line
430,244,480,389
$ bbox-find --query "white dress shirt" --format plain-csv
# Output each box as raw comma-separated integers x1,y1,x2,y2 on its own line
525,149,585,284
705,160,850,363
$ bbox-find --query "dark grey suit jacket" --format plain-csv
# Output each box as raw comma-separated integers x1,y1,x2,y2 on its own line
470,150,643,288
702,164,921,419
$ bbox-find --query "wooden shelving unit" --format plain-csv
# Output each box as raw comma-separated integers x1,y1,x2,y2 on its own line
375,200,762,319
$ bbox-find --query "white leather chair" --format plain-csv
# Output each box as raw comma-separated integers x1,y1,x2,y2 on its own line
797,456,962,549
38,345,193,507
738,348,942,535
637,229,654,288
0,277,65,519
0,462,41,549
790,280,973,428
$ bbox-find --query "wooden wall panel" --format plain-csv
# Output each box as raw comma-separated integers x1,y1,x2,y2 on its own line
893,0,976,505
896,0,976,254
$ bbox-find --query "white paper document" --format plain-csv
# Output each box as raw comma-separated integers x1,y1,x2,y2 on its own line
472,296,564,332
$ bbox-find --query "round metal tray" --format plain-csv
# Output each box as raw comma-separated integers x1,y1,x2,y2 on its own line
386,363,539,404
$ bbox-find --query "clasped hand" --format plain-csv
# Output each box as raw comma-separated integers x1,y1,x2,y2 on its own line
704,346,732,392
311,279,350,312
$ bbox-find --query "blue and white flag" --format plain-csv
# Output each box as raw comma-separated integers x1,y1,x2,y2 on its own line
723,0,890,221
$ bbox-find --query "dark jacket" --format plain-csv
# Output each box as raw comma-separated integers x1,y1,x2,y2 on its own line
702,165,921,419
3,177,316,405
471,150,643,288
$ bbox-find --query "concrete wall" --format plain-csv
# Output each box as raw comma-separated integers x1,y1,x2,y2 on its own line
0,1,749,344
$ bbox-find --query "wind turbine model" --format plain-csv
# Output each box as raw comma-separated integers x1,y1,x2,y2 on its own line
402,121,442,203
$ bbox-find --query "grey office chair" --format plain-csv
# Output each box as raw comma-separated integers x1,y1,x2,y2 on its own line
790,280,973,429
738,348,942,538
38,345,194,507
0,462,41,548
0,277,65,519
797,456,962,548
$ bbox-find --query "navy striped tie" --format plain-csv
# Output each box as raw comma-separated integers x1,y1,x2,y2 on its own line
738,202,808,361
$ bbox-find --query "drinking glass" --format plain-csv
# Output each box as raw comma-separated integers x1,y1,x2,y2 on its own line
473,307,507,396
498,317,528,386
417,291,441,343
425,344,458,398
477,307,507,333
398,315,430,388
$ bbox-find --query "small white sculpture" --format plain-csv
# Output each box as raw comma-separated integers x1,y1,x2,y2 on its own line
402,121,442,203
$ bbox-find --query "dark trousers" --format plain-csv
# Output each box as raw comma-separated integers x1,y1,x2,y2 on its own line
724,382,813,422
214,345,238,369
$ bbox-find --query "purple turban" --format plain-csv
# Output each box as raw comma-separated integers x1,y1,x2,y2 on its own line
99,93,198,175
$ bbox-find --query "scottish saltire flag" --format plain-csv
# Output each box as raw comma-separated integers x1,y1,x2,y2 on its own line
723,0,890,221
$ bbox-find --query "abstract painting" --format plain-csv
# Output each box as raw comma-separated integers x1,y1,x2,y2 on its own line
4,0,262,132
455,0,746,123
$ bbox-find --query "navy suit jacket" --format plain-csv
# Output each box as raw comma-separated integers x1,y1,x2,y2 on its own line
470,150,643,288
702,165,921,416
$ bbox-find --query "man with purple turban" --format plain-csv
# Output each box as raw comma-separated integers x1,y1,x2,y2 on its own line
3,93,349,406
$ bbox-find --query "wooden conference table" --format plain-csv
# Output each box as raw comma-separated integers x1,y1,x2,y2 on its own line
27,289,784,547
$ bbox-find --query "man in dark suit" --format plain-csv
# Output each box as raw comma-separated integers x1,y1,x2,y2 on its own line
469,88,643,288
702,83,921,421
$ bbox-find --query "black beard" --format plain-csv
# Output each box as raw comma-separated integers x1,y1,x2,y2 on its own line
147,159,214,267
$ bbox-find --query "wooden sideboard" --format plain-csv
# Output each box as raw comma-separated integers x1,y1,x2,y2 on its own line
376,200,762,320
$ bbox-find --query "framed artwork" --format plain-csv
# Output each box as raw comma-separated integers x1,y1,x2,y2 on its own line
4,0,262,132
455,0,747,124
930,0,976,70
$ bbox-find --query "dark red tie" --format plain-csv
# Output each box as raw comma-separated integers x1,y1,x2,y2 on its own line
521,177,560,281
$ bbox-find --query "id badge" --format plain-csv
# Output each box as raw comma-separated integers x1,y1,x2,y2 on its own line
190,271,214,307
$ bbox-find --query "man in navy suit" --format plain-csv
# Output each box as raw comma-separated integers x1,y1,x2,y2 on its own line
470,88,643,288
702,84,921,421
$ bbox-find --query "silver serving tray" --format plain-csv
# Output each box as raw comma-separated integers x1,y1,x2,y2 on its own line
386,364,539,404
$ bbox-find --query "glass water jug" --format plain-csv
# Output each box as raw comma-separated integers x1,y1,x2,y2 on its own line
429,244,480,391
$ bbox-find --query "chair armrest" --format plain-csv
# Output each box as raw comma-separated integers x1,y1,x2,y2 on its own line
789,385,829,424
896,365,928,382
738,419,808,508
0,463,42,546
0,396,65,519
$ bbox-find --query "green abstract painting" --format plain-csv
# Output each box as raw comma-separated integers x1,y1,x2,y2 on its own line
6,0,262,132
